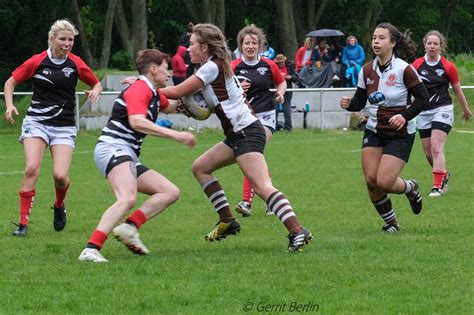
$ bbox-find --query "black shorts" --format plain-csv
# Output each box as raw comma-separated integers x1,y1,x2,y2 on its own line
418,121,452,139
223,120,266,158
362,129,415,162
105,155,150,178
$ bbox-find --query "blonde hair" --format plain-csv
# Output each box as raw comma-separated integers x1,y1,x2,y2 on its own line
193,23,233,78
48,19,78,47
304,37,313,48
423,30,447,54
237,24,266,52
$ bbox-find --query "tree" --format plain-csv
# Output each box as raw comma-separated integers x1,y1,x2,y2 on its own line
275,0,298,59
114,0,148,60
71,0,96,67
100,0,117,68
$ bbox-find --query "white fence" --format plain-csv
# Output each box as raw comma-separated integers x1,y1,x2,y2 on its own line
2,86,473,131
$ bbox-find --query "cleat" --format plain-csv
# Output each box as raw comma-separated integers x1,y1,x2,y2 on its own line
265,206,275,216
382,223,400,233
429,187,443,197
205,219,241,242
53,204,67,231
288,227,313,253
12,223,28,237
78,248,109,263
112,223,150,255
235,201,252,217
406,179,422,215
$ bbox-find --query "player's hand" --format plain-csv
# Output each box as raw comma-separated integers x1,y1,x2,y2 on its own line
120,76,138,85
5,105,19,124
84,89,100,103
275,91,284,104
389,114,406,130
340,96,351,109
240,80,250,93
179,132,197,148
463,109,472,121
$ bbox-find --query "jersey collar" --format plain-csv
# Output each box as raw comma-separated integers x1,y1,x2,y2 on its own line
47,48,68,65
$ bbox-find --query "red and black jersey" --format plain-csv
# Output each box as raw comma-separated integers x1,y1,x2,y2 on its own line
12,49,99,127
98,76,169,156
231,57,284,114
412,56,459,110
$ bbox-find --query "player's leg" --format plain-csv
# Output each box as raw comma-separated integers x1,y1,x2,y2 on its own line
13,137,48,236
430,120,451,196
50,144,73,231
192,142,240,241
113,167,180,255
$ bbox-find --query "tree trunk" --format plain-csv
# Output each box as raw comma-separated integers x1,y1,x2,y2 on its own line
70,0,95,67
183,0,199,23
360,0,383,58
275,0,298,60
215,0,226,33
441,0,457,38
114,0,133,58
312,0,329,30
131,0,147,58
100,0,117,68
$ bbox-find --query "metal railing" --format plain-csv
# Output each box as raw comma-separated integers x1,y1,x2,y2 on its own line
2,86,473,131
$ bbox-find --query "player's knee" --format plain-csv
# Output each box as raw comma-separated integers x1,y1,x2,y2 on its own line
376,177,395,192
118,195,137,211
430,144,443,158
365,176,378,191
24,163,40,179
52,172,68,185
167,184,180,203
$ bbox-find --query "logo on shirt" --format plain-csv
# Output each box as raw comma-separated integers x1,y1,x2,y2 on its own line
256,67,268,76
366,78,374,85
435,69,445,77
62,67,75,78
42,68,51,75
239,70,248,74
420,70,428,76
385,73,397,86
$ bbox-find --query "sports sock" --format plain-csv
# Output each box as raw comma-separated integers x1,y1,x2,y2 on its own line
54,181,70,208
203,177,233,223
267,191,301,233
242,176,254,204
403,179,414,194
433,170,446,188
19,189,35,225
373,194,397,224
126,210,147,229
87,229,108,250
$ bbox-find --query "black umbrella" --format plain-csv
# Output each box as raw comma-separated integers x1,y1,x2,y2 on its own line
306,29,345,37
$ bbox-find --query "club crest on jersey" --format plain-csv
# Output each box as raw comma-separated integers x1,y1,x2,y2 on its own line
366,78,374,85
42,68,51,75
62,67,75,78
435,69,445,77
256,67,268,75
385,73,397,86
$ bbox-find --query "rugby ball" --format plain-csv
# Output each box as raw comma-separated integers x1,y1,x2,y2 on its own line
181,91,213,120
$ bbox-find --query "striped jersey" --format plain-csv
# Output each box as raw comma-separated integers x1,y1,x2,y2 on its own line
98,75,169,156
412,55,459,110
195,56,257,139
358,55,421,136
231,56,284,114
12,48,99,127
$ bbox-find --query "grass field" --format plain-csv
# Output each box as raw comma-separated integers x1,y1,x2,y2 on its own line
0,128,472,314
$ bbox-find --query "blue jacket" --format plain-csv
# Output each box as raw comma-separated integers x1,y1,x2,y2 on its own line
342,44,365,67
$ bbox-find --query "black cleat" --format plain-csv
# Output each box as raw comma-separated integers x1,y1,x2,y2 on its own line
406,179,422,215
205,219,241,241
288,227,313,253
53,204,67,231
382,223,400,233
12,223,28,237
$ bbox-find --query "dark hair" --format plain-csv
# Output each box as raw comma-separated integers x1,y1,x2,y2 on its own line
375,23,417,60
193,23,233,78
135,49,170,74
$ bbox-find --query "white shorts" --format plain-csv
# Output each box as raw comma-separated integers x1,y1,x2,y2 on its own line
417,105,454,130
94,141,142,177
256,109,276,131
19,120,77,148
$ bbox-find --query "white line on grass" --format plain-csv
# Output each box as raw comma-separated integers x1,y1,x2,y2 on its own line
455,130,474,134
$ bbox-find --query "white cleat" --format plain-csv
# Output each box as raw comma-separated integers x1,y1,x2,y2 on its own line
429,188,443,197
78,248,109,263
112,223,150,255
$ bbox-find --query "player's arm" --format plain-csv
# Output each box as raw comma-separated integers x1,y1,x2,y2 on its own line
4,76,19,124
342,87,367,111
160,75,203,99
451,82,472,121
128,114,196,148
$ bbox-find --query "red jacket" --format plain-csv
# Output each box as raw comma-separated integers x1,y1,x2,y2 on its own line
295,46,313,72
171,46,187,78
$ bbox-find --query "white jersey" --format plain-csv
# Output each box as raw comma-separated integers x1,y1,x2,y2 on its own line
358,55,421,136
195,57,257,138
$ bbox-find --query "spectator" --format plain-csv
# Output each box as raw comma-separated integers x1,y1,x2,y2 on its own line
178,22,194,65
312,41,340,84
260,42,276,60
274,54,298,131
295,37,314,72
342,35,365,87
171,46,188,85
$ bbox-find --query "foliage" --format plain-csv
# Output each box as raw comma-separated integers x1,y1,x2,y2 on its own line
0,130,472,313
110,50,134,71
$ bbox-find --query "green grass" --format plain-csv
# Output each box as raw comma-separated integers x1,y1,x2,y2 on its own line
0,129,472,314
